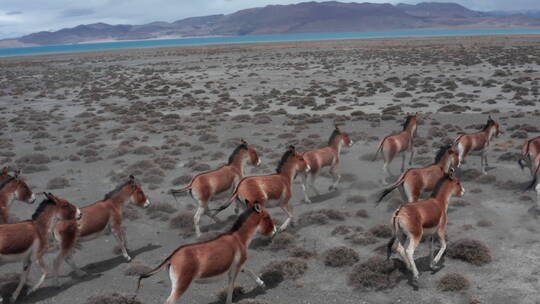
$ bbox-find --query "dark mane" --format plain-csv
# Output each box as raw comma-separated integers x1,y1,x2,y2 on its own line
430,175,452,198
276,149,294,173
482,118,495,131
229,207,256,232
31,198,55,220
227,143,248,165
104,180,130,199
434,145,452,164
0,177,15,190
402,115,414,131
328,128,341,146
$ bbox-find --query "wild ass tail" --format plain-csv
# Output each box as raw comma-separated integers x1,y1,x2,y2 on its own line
211,184,240,216
135,257,172,295
375,171,407,206
373,136,388,161
387,206,402,261
525,164,539,191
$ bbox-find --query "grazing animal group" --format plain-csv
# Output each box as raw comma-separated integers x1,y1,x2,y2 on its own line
1,114,538,304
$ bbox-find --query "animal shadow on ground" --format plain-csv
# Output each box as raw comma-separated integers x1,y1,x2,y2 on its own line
389,254,446,291
19,244,160,302
206,281,276,304
305,189,342,204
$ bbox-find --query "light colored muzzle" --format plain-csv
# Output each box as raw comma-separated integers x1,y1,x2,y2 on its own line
76,208,82,220
460,187,466,197
257,159,261,166
144,199,151,208
28,193,36,204
348,140,354,147
305,165,311,173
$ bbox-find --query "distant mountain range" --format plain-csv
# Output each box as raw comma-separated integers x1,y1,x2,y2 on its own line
3,1,540,47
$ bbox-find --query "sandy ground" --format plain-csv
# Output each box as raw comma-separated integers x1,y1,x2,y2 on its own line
0,35,539,304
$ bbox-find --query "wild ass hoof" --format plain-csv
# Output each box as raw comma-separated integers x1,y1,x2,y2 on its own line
303,198,312,204
411,277,419,289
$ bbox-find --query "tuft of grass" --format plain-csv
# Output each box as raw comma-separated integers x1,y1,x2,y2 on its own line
447,239,492,266
348,256,399,290
368,224,393,238
84,293,143,304
123,264,152,277
169,211,194,232
216,285,245,303
437,273,471,292
261,258,308,281
323,246,359,267
269,232,296,251
46,177,70,189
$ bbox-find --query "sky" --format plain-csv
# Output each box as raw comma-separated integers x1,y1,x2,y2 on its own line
1,0,539,39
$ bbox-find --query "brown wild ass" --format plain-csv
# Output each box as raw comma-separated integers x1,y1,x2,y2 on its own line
0,169,36,224
525,153,540,196
454,115,501,174
376,145,459,204
300,125,353,203
387,171,465,284
0,192,81,302
171,140,260,237
374,113,418,184
52,176,150,283
136,203,276,304
213,145,310,232
519,136,540,177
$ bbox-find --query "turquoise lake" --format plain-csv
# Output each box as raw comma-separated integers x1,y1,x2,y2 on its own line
1,28,540,57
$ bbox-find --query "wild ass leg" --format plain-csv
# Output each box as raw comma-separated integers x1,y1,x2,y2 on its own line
408,141,415,166
111,215,131,261
301,173,312,204
431,228,447,269
308,171,321,196
278,194,293,232
401,153,406,172
165,264,193,304
395,240,411,270
405,235,421,282
11,257,31,302
31,255,49,293
242,267,265,288
382,151,394,184
329,164,341,191
226,264,242,304
193,204,206,238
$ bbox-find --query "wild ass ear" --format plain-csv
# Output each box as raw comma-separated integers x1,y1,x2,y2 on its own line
289,145,295,152
241,138,247,145
14,169,21,178
129,175,135,183
253,202,261,214
334,123,340,131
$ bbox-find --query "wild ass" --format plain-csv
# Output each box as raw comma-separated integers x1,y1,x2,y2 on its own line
171,140,260,237
300,124,353,203
52,176,150,284
0,192,81,302
374,113,418,184
0,169,36,224
376,145,459,204
213,145,310,232
136,203,276,304
454,115,501,174
386,172,465,284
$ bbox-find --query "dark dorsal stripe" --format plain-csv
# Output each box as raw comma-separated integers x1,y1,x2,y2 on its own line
229,207,256,232
31,198,55,220
0,176,16,191
276,149,294,173
104,180,130,199
434,145,452,164
328,129,341,146
402,115,414,131
227,143,248,165
430,174,452,198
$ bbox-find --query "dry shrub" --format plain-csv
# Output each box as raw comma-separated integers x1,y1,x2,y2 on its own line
356,209,369,218
346,195,366,204
146,202,177,217
369,224,393,238
261,258,308,281
84,293,142,304
323,246,359,267
437,273,470,292
260,270,284,288
495,180,523,190
192,163,211,172
475,174,496,184
348,232,378,245
269,232,295,251
169,211,194,232
289,246,316,259
171,175,192,186
123,264,152,277
348,256,399,290
477,219,493,227
332,225,353,236
16,153,50,165
216,285,245,303
447,239,492,266
47,177,70,189
459,169,483,182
